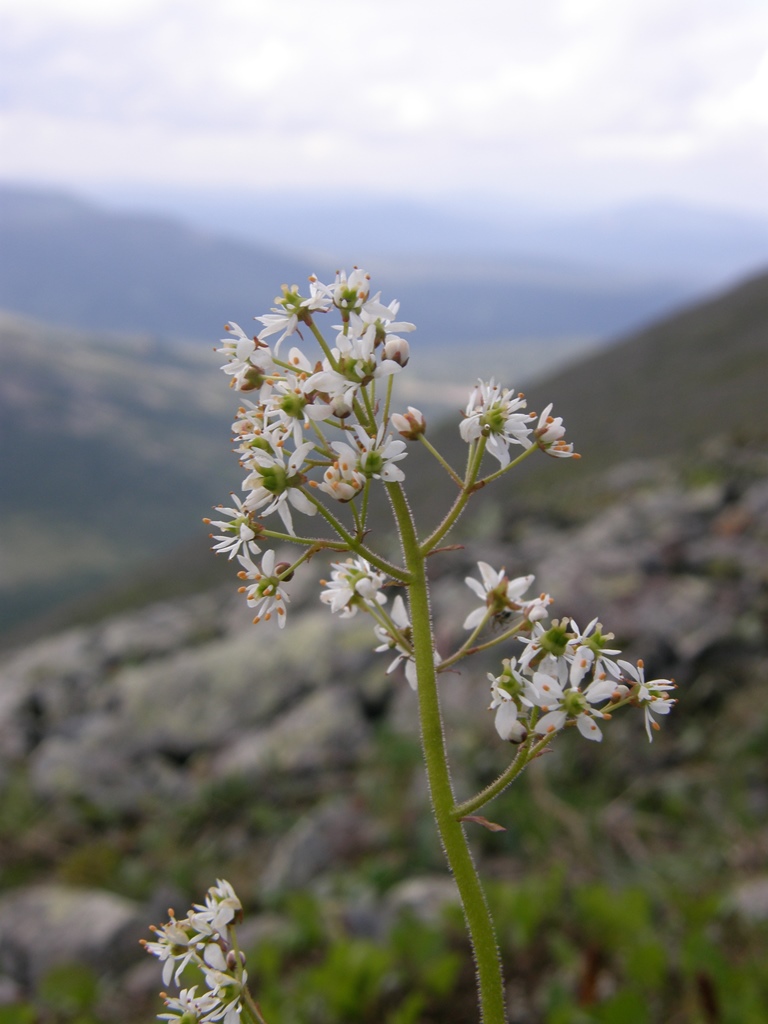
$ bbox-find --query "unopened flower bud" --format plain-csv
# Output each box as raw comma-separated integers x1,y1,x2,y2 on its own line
383,336,410,366
504,719,528,744
391,406,426,440
226,949,239,970
274,561,295,581
329,394,354,419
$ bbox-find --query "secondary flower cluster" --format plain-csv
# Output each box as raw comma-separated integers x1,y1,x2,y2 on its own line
316,556,675,744
489,616,676,744
460,382,577,465
142,880,247,1023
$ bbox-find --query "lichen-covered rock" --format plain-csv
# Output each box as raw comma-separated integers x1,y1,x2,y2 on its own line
0,885,143,991
210,685,371,786
260,796,379,894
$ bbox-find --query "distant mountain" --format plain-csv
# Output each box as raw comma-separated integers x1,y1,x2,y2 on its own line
0,185,307,341
524,268,768,471
92,185,768,286
0,184,696,345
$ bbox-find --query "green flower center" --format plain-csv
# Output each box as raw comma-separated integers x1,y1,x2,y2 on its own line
259,465,288,494
361,450,385,477
280,392,307,419
563,690,587,717
539,623,570,658
481,405,507,435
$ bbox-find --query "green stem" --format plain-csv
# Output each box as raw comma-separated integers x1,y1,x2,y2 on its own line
454,732,554,818
441,619,528,671
386,482,506,1024
419,438,487,555
474,442,539,487
418,434,465,487
383,373,395,424
306,316,338,369
302,489,410,582
362,383,377,429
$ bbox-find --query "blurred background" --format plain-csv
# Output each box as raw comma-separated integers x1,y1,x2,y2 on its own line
1,1,768,1021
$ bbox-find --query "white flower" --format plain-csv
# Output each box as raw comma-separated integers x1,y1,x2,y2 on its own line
531,669,604,742
265,362,333,446
204,496,261,561
533,403,577,458
216,322,276,395
566,618,621,687
523,593,553,622
463,562,536,630
320,557,388,617
315,268,394,318
382,334,410,366
255,279,330,351
159,986,223,1023
318,457,366,502
459,379,534,467
391,406,426,440
241,440,317,534
236,549,291,627
191,879,242,934
216,322,254,371
617,659,676,741
488,660,534,742
317,435,367,501
143,913,205,987
354,424,408,482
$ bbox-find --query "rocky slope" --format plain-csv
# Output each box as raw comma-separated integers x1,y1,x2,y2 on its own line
1,443,766,1018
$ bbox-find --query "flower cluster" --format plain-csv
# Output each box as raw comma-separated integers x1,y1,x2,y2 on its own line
485,611,675,744
210,269,574,637
210,272,416,603
143,880,247,1023
320,556,388,618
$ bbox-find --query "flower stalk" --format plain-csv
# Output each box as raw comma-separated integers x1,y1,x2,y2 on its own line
387,481,507,1023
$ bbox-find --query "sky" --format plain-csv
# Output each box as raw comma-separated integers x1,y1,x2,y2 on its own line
1,0,768,215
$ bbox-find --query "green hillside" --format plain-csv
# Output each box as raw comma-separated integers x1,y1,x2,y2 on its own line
0,313,240,634
525,268,768,466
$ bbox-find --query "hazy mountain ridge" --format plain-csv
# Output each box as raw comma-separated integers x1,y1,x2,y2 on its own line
0,184,698,346
95,185,768,285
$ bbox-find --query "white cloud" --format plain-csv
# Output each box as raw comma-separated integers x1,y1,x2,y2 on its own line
1,0,767,211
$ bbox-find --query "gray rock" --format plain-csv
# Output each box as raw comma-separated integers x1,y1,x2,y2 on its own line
211,684,370,784
0,885,143,991
385,875,461,925
725,877,768,922
260,797,376,894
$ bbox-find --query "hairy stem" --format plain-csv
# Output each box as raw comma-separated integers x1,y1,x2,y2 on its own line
387,482,506,1024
